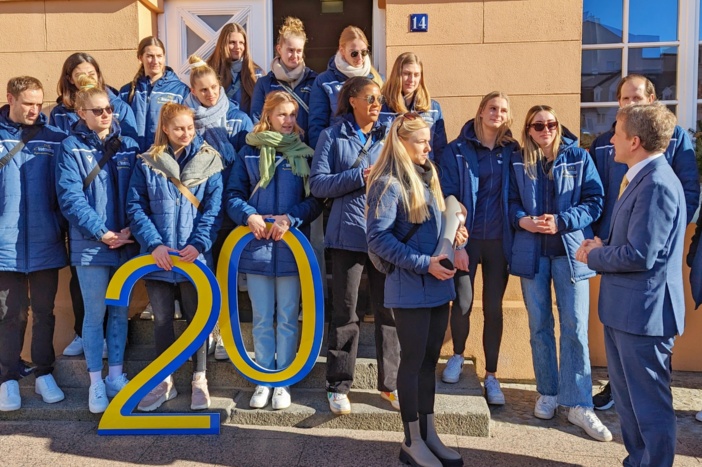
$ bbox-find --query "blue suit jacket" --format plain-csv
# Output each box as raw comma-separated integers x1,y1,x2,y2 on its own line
588,156,686,337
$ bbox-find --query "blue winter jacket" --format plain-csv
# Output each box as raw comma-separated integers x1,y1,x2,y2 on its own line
126,135,223,282
379,99,447,161
438,120,519,261
226,144,323,277
508,129,604,281
310,114,388,252
308,56,378,149
119,68,190,151
50,87,139,142
589,123,699,236
250,68,318,143
226,66,264,117
56,121,139,266
366,173,456,309
0,108,68,272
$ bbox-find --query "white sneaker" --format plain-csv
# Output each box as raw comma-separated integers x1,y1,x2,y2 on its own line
63,335,84,356
484,376,505,405
174,301,182,320
327,391,351,415
442,354,464,383
696,410,702,422
0,380,21,411
249,385,272,409
102,339,108,359
238,273,248,292
89,380,109,414
105,373,130,398
207,334,215,355
568,406,613,442
140,303,153,320
380,390,400,410
534,394,558,419
272,387,291,410
137,378,177,412
214,336,228,361
35,374,65,404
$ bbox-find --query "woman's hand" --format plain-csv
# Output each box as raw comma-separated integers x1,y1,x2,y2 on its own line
178,245,199,263
102,230,135,249
363,166,372,182
152,245,176,271
537,214,559,235
428,254,456,281
268,215,291,242
454,225,468,247
247,213,268,240
454,248,469,272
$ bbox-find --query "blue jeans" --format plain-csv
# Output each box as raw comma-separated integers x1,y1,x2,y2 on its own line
246,274,300,387
76,266,128,373
520,256,593,408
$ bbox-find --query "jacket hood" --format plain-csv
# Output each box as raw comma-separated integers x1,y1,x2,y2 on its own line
340,113,387,138
0,105,48,131
559,126,579,150
70,118,122,144
458,118,516,148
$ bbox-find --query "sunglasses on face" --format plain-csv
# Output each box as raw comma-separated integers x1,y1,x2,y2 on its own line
350,49,370,59
529,121,558,132
85,106,114,117
356,94,385,105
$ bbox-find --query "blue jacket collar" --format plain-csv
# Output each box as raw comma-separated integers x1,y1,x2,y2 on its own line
70,119,121,146
340,113,386,139
0,105,47,132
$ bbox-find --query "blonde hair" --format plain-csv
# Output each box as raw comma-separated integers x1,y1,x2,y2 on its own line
253,91,303,136
188,54,218,87
339,26,383,87
521,105,563,180
149,102,194,158
474,91,516,148
367,114,445,224
277,17,307,49
74,74,108,110
382,52,430,114
127,36,165,104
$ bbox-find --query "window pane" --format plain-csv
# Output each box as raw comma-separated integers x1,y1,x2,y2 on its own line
629,0,678,42
628,47,678,100
698,46,702,99
583,0,623,45
198,15,232,32
582,50,622,102
581,107,619,149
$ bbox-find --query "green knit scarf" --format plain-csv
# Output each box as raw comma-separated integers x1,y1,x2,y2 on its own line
245,131,314,195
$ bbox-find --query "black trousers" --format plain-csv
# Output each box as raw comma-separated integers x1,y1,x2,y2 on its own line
449,239,508,373
395,303,450,423
69,266,86,336
0,269,59,383
325,248,399,394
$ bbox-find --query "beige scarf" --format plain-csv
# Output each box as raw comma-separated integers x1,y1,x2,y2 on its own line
271,57,306,90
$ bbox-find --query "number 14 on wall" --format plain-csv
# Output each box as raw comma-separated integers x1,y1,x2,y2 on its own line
410,14,428,32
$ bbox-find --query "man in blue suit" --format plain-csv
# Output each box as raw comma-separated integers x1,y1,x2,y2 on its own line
576,102,685,467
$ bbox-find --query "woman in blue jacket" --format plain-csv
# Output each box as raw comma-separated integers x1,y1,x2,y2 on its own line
55,76,139,414
120,36,190,151
380,52,446,160
127,103,223,412
310,76,397,415
438,91,519,404
226,91,322,410
366,114,463,467
308,26,383,149
509,105,610,442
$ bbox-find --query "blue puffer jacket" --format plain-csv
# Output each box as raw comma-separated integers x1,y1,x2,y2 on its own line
508,129,604,281
310,114,388,252
119,68,190,151
438,120,519,261
56,121,139,266
126,135,223,282
226,144,323,276
366,173,456,309
226,66,264,117
250,68,318,142
308,55,378,149
379,99,447,160
590,123,699,236
50,87,139,142
0,108,68,272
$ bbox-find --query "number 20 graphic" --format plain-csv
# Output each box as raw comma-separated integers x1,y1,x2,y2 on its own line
97,224,324,435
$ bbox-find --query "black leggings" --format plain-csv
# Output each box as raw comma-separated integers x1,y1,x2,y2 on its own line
450,239,508,373
395,303,450,423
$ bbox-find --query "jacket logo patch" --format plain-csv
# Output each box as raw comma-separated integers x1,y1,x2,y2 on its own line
87,154,94,162
563,166,577,177
32,144,54,156
156,95,175,105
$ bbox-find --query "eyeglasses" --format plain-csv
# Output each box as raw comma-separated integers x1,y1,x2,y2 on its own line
84,106,114,117
529,121,558,132
350,49,370,59
356,94,385,105
397,112,421,133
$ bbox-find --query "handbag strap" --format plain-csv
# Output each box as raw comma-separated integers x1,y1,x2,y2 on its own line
0,126,41,170
277,82,309,113
400,223,421,243
349,134,374,170
249,157,285,199
168,176,204,213
83,137,122,190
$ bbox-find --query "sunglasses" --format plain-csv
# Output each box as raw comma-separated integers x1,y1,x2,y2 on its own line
350,49,370,59
85,106,114,117
529,121,558,132
396,112,421,133
356,94,385,105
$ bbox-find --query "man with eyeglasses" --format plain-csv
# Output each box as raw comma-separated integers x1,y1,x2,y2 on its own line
0,76,68,412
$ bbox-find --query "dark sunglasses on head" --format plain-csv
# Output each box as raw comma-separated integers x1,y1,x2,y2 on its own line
85,106,114,117
397,112,422,133
529,121,558,132
350,49,370,58
357,94,385,105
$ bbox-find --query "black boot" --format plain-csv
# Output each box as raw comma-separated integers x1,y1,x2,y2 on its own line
399,420,442,467
419,413,463,467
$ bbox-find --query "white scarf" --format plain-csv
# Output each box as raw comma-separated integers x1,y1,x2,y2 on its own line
334,51,371,79
271,57,306,90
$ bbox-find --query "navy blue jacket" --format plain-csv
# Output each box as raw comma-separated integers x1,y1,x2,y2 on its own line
310,114,388,252
379,99,446,160
366,174,456,309
589,123,699,237
508,129,604,281
226,144,323,277
56,121,139,266
119,68,190,151
226,66,264,117
250,68,318,143
126,135,223,282
438,120,519,260
0,108,68,272
50,87,139,142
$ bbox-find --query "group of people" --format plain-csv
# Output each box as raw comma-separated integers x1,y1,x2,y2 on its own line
0,15,699,467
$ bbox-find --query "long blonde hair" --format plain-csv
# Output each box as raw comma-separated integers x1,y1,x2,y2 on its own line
253,91,303,136
148,102,194,158
474,91,516,148
367,114,445,224
521,105,562,180
382,52,430,114
127,36,165,104
339,26,383,87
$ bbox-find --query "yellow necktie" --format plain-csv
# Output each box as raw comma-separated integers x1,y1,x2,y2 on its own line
618,177,629,199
